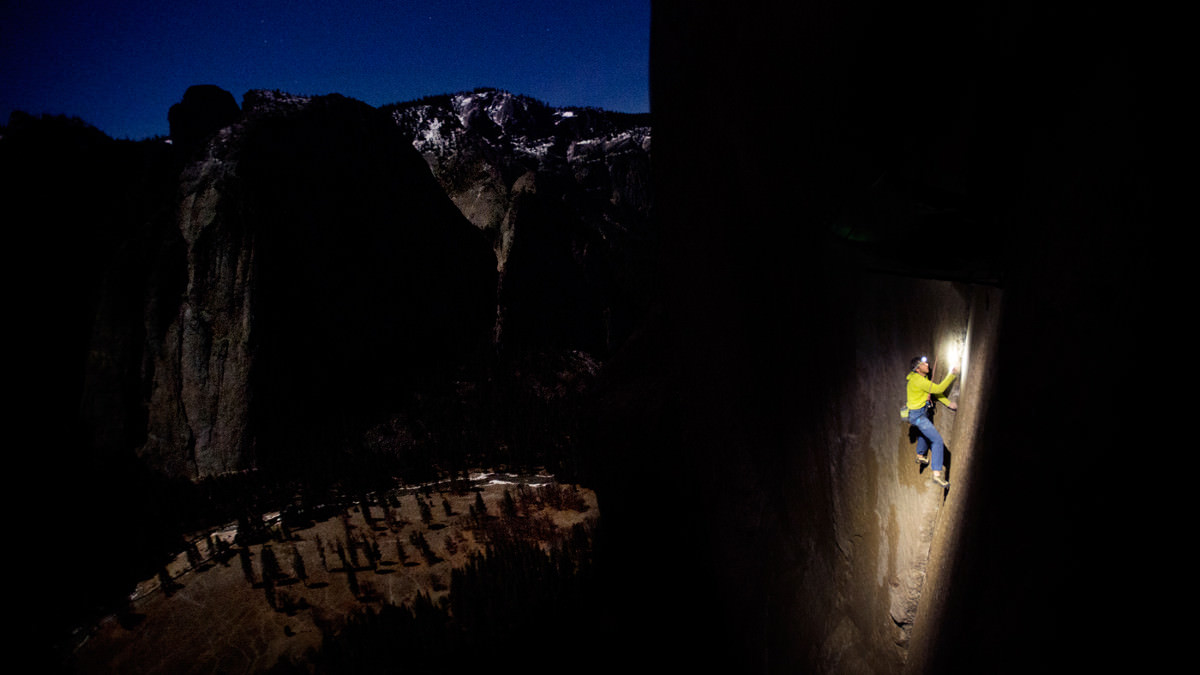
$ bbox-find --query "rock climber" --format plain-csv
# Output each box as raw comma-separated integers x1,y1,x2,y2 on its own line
905,355,958,487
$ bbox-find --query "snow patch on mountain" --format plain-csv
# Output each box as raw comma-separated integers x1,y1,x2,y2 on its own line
243,89,314,119
386,88,650,169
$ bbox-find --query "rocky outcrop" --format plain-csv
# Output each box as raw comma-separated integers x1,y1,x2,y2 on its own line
1,88,499,482
387,89,653,359
167,85,241,153
138,118,254,478
8,84,642,484
138,90,497,478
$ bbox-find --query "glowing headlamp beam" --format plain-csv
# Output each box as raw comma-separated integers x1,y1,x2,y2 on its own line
941,337,967,382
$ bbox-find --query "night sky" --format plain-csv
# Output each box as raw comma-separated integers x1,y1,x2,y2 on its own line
1,0,650,141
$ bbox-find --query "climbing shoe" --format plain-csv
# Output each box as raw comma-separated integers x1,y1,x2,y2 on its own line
915,453,930,465
931,472,949,488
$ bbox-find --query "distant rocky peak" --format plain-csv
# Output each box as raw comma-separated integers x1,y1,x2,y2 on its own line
168,84,241,153
452,88,555,136
386,87,650,167
242,89,314,119
167,86,321,157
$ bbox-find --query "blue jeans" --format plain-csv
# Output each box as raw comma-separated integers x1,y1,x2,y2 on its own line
909,404,945,471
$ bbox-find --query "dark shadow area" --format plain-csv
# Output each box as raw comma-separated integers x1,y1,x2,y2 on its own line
624,2,1156,672
235,95,498,477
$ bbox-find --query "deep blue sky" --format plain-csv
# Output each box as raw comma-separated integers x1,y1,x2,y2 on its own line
1,0,650,140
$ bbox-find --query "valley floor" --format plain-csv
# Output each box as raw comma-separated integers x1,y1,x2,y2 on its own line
65,475,598,674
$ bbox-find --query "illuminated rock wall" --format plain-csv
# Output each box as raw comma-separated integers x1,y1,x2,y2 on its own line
632,2,1150,673
803,275,997,672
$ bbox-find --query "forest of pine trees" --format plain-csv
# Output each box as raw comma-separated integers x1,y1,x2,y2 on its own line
289,520,603,673
138,479,598,667
97,469,598,675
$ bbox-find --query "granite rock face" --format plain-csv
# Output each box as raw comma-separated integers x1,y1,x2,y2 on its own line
2,88,498,481
388,89,653,358
7,85,647,484
140,91,497,478
616,3,1151,674
167,85,241,152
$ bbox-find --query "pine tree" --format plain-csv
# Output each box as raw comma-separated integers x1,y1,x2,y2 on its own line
383,501,397,530
502,490,518,520
239,547,256,584
418,495,433,525
209,533,230,564
261,544,283,582
363,537,378,570
157,568,178,596
315,535,329,571
185,540,202,569
291,543,308,585
360,494,374,524
263,576,277,609
335,540,348,570
409,530,439,564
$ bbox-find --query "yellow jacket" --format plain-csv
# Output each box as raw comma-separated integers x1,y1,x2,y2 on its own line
906,371,956,410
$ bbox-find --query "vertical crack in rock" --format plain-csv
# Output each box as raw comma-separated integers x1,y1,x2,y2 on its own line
889,497,941,650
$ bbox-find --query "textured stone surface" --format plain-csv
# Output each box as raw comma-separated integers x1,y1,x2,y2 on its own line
102,88,499,479
610,3,1150,674
389,89,653,358
6,85,646,491
140,123,255,477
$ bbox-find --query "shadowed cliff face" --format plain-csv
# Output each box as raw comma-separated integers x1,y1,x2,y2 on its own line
139,93,497,479
590,2,1151,673
240,95,498,474
3,112,191,646
3,90,497,485
7,86,647,493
